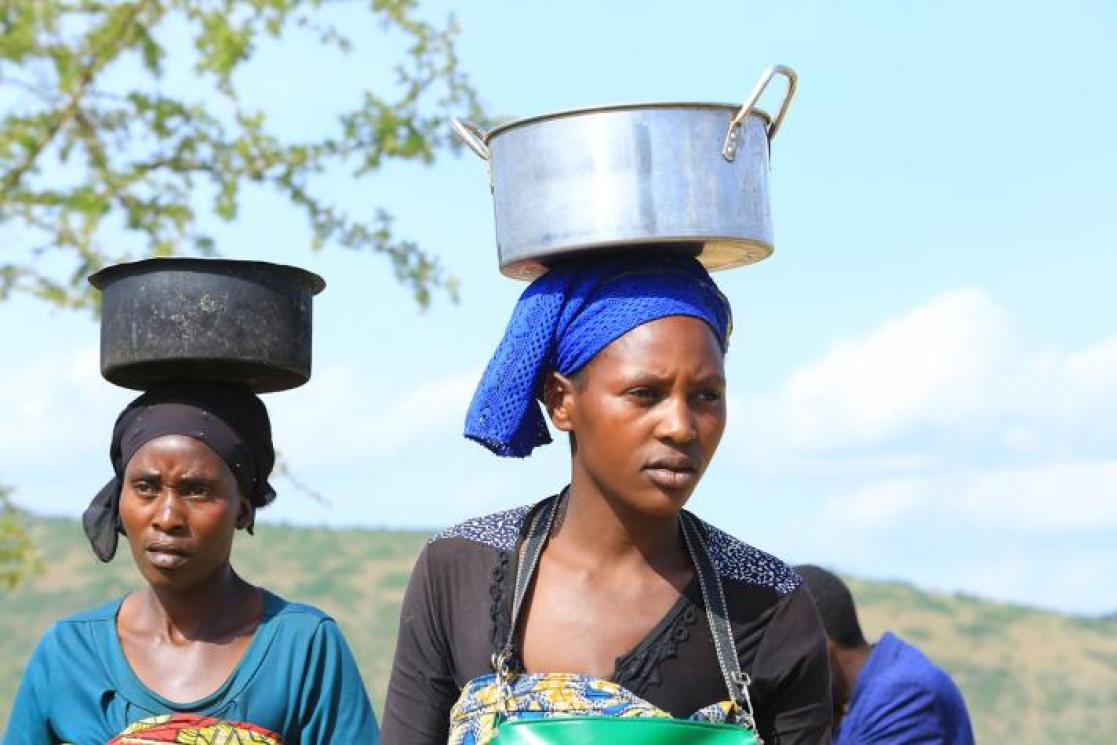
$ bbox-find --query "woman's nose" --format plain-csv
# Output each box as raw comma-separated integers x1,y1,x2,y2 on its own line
656,394,698,443
151,493,185,532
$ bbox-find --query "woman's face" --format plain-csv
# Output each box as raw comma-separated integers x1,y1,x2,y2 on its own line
548,315,727,517
119,435,250,591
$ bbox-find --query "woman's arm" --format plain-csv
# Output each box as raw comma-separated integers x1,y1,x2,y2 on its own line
380,544,461,745
750,584,834,744
3,628,58,745
296,618,380,743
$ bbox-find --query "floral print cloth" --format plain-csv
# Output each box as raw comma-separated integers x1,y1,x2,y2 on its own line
448,672,735,745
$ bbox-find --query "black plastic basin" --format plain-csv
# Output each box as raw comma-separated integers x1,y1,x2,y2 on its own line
90,258,326,393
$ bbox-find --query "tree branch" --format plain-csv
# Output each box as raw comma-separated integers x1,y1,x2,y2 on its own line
1,3,152,192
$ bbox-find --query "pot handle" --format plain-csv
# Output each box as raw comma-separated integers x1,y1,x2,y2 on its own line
450,118,491,160
721,65,798,162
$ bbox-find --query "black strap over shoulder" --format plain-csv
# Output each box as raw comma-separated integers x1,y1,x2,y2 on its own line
510,496,558,634
680,512,759,730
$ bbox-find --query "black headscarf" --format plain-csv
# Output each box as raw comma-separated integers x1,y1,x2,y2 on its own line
82,381,277,562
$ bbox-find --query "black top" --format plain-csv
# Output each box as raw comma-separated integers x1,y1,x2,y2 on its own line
382,497,833,745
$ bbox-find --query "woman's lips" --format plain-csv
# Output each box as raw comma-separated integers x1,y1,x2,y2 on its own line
644,466,698,490
145,546,189,569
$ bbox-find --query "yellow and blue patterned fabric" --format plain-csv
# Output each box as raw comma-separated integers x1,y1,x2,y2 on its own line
448,672,735,745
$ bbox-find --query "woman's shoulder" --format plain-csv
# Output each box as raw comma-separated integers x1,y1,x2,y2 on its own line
688,515,802,598
244,591,362,670
259,589,337,631
21,598,123,680
53,596,123,626
37,597,122,647
428,501,539,552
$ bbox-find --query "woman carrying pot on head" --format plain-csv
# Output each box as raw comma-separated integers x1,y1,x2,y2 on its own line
3,382,379,745
381,254,832,745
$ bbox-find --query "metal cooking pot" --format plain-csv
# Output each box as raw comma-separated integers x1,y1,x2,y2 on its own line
89,258,325,393
452,65,798,280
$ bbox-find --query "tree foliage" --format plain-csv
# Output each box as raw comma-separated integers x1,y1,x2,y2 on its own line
0,484,39,589
0,0,486,310
0,0,486,586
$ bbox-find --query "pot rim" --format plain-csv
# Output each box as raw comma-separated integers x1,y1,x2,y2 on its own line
484,101,773,141
88,256,326,295
501,236,774,281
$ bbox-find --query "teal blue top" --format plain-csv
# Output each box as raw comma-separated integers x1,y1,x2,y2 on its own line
2,591,379,744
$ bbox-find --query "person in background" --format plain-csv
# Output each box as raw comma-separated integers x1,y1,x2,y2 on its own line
3,382,379,745
796,564,975,745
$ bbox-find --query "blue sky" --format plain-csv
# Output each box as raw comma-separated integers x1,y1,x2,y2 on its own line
2,1,1115,614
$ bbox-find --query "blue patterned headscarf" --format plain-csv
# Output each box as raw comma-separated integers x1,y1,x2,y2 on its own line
465,254,732,457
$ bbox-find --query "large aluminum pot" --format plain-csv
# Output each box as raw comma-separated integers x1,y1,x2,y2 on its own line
452,65,797,280
90,258,325,393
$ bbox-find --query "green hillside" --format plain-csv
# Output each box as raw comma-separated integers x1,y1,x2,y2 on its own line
3,517,1116,743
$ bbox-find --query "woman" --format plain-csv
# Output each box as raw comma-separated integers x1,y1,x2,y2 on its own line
4,382,378,744
382,254,832,744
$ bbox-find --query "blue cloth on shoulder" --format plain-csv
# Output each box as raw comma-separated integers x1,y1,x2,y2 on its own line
465,254,731,458
835,632,975,745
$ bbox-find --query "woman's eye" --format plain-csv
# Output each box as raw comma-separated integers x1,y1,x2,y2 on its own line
627,387,659,401
183,483,210,498
132,481,157,495
696,389,723,403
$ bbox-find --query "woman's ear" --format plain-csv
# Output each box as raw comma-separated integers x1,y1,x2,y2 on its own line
236,495,255,533
544,371,577,433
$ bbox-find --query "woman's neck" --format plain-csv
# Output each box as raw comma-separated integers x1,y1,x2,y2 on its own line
834,643,872,711
137,565,256,642
554,471,688,575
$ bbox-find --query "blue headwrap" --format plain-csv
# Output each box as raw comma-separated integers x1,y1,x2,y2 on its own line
465,254,732,457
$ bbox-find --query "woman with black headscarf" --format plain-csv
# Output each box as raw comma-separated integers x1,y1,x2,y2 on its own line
3,382,379,744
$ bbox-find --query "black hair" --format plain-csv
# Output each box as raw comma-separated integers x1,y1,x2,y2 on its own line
795,564,868,649
541,368,587,453
566,368,584,452
567,366,588,391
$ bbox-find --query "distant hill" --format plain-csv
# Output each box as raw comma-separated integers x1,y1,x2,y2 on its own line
3,517,1116,743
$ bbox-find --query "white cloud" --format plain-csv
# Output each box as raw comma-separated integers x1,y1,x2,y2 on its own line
943,549,1117,614
959,460,1117,533
269,364,480,464
1063,335,1117,390
827,478,928,529
350,371,479,457
776,288,1011,450
716,288,1117,612
0,344,128,461
731,288,1117,468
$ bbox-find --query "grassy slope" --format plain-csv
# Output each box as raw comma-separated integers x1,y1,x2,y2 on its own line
3,517,1115,743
